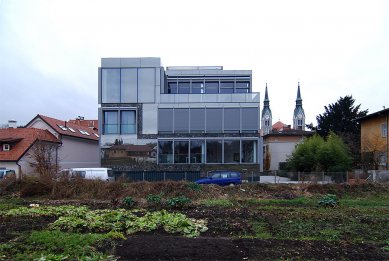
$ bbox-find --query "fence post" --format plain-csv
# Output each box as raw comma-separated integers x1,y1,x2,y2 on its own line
346,171,349,183
143,171,145,182
164,171,166,181
322,172,325,184
298,172,301,183
274,170,277,184
251,171,254,183
185,172,187,181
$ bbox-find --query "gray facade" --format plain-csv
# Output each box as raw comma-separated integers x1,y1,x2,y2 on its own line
99,58,263,171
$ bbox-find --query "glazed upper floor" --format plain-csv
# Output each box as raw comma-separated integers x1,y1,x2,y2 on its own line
98,57,259,105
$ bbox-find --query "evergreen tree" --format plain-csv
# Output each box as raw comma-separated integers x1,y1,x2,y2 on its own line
311,96,368,166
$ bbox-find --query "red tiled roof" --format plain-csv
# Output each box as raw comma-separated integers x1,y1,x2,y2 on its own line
68,119,98,130
28,115,99,141
0,128,60,161
110,144,155,152
272,121,288,131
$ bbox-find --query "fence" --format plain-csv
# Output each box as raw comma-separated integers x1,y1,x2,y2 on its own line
112,169,389,184
113,170,201,182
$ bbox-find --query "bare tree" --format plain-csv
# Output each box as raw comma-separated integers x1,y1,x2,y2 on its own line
28,141,60,180
361,133,386,170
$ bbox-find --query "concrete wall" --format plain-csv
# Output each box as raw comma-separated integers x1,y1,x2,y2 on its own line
267,142,298,170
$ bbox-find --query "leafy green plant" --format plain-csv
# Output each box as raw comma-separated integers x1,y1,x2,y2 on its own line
318,194,338,207
166,196,191,208
187,182,202,191
146,194,162,205
122,196,136,208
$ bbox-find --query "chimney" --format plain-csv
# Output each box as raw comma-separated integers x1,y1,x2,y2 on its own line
8,120,17,128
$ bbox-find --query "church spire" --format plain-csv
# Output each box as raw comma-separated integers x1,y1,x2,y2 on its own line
293,82,305,130
261,83,272,135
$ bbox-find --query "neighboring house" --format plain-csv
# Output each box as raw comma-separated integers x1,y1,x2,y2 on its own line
0,128,60,178
105,144,157,162
25,115,100,169
98,57,263,172
358,108,389,170
260,85,311,170
263,128,313,171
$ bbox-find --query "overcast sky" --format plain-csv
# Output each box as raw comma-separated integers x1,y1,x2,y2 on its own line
0,0,388,127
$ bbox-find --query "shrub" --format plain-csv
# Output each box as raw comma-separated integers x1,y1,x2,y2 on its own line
122,197,136,208
318,194,338,207
187,182,202,191
166,196,191,208
146,194,162,205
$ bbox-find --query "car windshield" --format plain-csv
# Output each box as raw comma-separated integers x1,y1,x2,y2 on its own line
211,173,221,178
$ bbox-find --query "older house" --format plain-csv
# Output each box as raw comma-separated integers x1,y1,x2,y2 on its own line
26,115,100,170
0,128,60,178
358,108,389,169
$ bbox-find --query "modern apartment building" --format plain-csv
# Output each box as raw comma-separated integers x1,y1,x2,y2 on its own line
98,57,263,172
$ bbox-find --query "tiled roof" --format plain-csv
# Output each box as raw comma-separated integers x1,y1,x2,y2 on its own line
110,144,155,152
68,119,98,130
0,128,60,161
272,121,288,131
29,115,99,141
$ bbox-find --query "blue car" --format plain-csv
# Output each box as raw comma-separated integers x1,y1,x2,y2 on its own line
195,171,242,186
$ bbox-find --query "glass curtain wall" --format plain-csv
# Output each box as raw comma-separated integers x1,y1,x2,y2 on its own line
206,140,222,163
174,141,189,163
224,140,240,163
158,141,173,163
190,140,205,163
241,140,257,163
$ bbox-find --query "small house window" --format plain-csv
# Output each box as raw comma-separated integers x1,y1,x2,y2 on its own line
3,144,10,151
382,124,387,138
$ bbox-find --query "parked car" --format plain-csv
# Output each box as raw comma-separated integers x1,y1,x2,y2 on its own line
195,171,242,186
59,168,114,181
0,169,16,180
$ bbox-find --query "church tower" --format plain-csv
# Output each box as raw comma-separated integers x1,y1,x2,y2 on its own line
293,82,305,130
261,83,272,135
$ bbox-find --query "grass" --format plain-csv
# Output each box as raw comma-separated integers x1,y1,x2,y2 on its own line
199,199,235,207
0,197,24,211
1,230,113,260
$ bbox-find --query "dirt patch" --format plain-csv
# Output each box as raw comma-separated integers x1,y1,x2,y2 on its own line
115,233,388,261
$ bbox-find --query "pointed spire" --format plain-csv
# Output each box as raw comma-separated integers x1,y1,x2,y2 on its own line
264,83,269,102
296,82,302,101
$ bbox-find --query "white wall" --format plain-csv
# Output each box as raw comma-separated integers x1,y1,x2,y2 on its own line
268,142,298,170
59,136,100,169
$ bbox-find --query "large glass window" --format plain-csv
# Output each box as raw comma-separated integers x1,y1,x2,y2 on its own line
206,140,222,163
167,81,177,94
190,109,205,133
192,81,204,94
190,140,205,163
242,108,258,132
158,141,173,164
224,108,240,132
103,111,118,134
174,140,189,163
121,111,136,134
158,109,173,133
205,81,219,94
220,81,234,93
178,82,190,94
206,108,223,133
174,109,189,133
120,68,137,103
102,69,120,103
236,81,250,93
242,140,257,163
224,140,240,163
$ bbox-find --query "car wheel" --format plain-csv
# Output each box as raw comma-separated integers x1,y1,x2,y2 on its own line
229,183,235,187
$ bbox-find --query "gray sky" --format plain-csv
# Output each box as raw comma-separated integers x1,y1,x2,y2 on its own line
1,0,388,127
